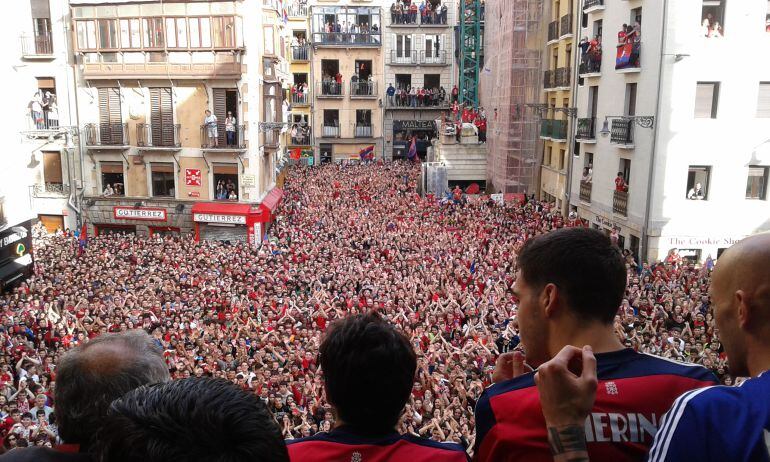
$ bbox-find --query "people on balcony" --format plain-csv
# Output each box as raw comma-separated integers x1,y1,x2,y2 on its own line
390,84,447,107
582,165,593,183
204,110,218,147
29,92,45,129
387,83,396,106
615,172,628,193
225,111,237,147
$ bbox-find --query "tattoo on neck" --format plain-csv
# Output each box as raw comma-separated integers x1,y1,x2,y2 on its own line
548,424,589,462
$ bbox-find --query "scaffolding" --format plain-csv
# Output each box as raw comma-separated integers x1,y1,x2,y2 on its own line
480,0,544,194
459,0,483,108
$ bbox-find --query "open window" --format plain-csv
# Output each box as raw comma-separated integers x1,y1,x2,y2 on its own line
150,163,175,197
686,166,711,200
213,164,238,201
701,1,726,38
100,162,124,196
746,166,769,200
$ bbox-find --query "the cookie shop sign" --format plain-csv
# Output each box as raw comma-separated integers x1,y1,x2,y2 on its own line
113,207,167,221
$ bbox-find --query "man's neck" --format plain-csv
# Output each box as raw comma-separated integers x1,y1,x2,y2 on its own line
550,322,625,357
747,340,770,377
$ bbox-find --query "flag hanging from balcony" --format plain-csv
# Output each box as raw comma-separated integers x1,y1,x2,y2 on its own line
78,222,88,256
359,145,375,161
616,44,632,69
290,148,302,160
407,136,418,162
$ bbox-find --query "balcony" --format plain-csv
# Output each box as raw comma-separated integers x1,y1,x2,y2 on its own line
390,11,448,27
555,67,571,88
84,123,129,148
355,124,373,138
31,183,70,198
20,33,53,59
576,117,595,141
317,81,344,98
26,109,59,133
136,123,181,149
291,91,311,106
579,51,602,76
610,118,633,146
290,133,311,146
389,50,418,65
322,124,340,138
262,129,280,149
615,42,641,72
539,119,567,140
79,51,244,80
613,190,628,216
583,0,605,13
291,45,310,62
385,96,450,109
579,181,592,203
288,4,308,17
200,124,246,150
543,70,555,89
350,81,377,98
420,50,448,65
547,20,559,42
540,119,553,139
311,32,381,47
560,14,573,38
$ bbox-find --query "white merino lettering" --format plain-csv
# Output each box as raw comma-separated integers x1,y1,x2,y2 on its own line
584,413,659,444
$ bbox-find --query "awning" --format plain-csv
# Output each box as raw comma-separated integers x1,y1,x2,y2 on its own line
260,187,284,213
191,202,253,216
0,260,30,285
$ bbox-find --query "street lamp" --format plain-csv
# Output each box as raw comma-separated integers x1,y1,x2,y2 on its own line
599,115,655,137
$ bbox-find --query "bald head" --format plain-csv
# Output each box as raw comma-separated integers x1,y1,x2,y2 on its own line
712,233,770,377
55,330,170,448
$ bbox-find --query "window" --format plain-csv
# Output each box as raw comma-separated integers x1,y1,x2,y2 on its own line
144,18,165,48
119,19,141,48
619,158,631,187
701,0,725,38
424,34,442,57
100,162,124,196
395,73,411,90
151,163,175,197
746,166,769,200
559,149,566,170
545,146,552,165
625,83,637,116
757,82,770,118
694,82,719,118
766,1,770,34
213,16,235,48
424,74,440,89
593,19,602,40
76,20,97,49
263,26,275,55
686,166,711,200
97,19,118,48
43,151,63,185
165,18,188,48
630,7,642,26
213,164,239,201
395,34,412,58
189,17,212,48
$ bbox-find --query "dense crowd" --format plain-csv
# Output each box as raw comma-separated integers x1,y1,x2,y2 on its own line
0,162,725,454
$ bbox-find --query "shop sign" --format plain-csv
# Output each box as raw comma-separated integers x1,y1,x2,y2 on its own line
113,207,167,221
242,175,256,188
193,213,246,225
393,120,436,131
593,214,621,231
665,236,744,247
0,220,32,267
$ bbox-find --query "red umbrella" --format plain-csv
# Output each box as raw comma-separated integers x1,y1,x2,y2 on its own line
465,183,480,194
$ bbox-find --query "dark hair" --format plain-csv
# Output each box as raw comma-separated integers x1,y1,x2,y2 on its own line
517,227,626,324
318,313,416,434
55,330,170,448
93,378,288,462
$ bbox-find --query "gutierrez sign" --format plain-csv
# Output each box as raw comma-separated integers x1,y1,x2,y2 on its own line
113,207,167,221
192,213,247,225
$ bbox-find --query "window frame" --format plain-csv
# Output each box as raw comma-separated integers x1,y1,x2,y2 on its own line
686,165,711,200
746,166,769,200
694,82,720,119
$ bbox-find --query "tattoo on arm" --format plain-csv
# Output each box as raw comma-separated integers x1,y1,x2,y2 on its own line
547,424,590,462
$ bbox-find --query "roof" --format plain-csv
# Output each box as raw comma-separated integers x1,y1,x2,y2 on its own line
190,202,253,216
261,187,284,212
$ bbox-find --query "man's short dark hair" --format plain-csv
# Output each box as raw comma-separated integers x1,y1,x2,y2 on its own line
517,227,626,324
93,378,288,462
55,330,170,449
319,313,416,434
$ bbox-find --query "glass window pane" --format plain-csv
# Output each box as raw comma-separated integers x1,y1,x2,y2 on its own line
177,18,187,47
165,18,176,47
86,20,97,49
120,19,130,48
189,18,200,47
200,17,211,47
224,17,234,47
130,19,140,48
212,17,223,47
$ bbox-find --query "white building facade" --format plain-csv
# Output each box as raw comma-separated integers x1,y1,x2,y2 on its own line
571,0,770,262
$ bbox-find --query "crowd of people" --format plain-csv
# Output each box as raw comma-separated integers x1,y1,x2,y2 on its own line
386,84,448,107
390,1,448,25
0,162,728,456
319,20,380,44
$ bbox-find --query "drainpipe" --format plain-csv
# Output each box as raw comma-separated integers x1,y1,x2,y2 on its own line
563,0,585,216
641,0,669,262
63,12,85,229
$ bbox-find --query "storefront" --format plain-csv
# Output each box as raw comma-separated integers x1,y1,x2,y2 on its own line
191,187,284,247
392,120,436,160
649,234,746,263
575,206,642,259
93,206,170,236
0,220,34,292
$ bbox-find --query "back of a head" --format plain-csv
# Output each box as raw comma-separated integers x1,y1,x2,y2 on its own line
517,227,626,324
93,378,289,462
319,313,417,434
55,330,170,448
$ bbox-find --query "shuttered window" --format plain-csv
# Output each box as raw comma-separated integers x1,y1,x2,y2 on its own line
43,151,63,184
213,164,238,175
100,162,123,174
694,82,719,118
212,88,227,145
98,88,123,144
757,82,770,118
150,88,174,146
30,0,50,19
151,163,175,197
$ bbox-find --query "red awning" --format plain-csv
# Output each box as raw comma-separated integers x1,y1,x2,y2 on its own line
191,202,252,215
260,187,284,212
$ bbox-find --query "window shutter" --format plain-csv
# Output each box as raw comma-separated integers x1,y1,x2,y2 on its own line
213,88,227,145
30,0,50,19
151,163,174,173
213,164,238,175
757,83,770,118
694,83,715,118
100,162,123,174
43,151,63,184
151,88,173,146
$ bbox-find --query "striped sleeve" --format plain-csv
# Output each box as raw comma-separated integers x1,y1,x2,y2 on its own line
647,386,715,462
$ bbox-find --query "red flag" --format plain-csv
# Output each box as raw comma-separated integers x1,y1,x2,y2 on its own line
290,148,301,160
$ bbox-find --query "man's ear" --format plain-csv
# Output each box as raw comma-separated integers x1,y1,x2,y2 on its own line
735,290,751,331
541,283,560,318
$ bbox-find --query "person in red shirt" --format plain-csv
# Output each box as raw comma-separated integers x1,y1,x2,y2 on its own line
473,228,717,462
614,172,628,192
287,314,468,462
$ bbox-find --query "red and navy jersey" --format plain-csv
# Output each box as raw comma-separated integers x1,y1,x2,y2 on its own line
474,348,718,462
286,426,470,462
